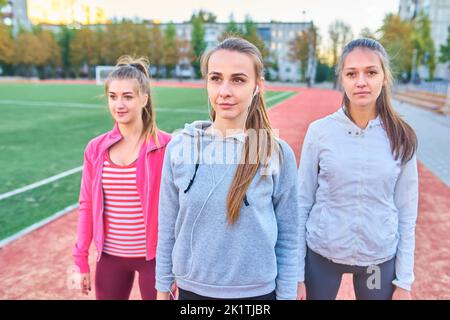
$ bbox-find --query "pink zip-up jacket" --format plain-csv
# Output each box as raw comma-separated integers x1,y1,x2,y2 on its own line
73,123,171,273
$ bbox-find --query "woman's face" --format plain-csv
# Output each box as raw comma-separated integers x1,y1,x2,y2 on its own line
341,47,386,110
207,49,260,126
107,79,148,126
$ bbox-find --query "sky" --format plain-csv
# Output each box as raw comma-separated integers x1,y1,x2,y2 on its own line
101,0,400,40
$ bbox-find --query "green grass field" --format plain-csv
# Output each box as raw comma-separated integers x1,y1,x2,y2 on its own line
0,82,296,240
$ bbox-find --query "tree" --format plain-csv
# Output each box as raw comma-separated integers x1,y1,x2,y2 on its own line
102,21,144,65
148,24,164,78
315,57,335,83
289,24,318,84
360,27,377,40
13,31,43,76
57,26,76,77
439,26,450,67
190,10,217,23
413,12,436,80
191,12,207,78
133,23,152,58
177,38,194,78
163,23,179,77
328,20,353,88
219,14,243,40
70,28,100,77
379,14,414,81
242,16,269,60
36,29,61,78
0,24,14,65
289,31,309,82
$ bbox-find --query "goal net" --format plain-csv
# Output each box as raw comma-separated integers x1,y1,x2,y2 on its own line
95,66,115,85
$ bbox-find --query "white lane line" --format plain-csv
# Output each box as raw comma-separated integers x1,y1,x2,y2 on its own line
0,91,293,112
0,100,207,113
266,91,294,103
0,166,83,201
0,99,102,108
0,203,78,248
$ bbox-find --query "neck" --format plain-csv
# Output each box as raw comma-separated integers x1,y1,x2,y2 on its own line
118,121,143,141
212,115,247,137
347,104,377,129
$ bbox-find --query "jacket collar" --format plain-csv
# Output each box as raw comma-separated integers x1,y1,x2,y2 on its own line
104,122,169,153
331,106,382,136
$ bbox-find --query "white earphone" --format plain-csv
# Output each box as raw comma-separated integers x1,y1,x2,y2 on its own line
252,85,259,98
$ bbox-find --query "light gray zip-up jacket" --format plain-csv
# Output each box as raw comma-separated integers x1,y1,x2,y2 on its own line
156,121,299,299
297,107,418,291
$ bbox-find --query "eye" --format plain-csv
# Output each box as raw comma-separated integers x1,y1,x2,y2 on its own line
108,95,117,100
233,77,245,83
209,75,221,82
368,70,378,76
124,95,133,100
346,72,355,78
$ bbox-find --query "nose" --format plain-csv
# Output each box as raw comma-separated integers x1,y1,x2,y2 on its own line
355,73,367,88
218,81,232,97
114,97,126,109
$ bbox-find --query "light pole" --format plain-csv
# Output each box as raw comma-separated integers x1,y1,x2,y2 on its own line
411,48,418,85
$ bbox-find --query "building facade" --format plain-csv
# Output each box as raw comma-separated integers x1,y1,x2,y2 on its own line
163,21,316,82
6,1,316,83
3,0,32,36
399,0,450,80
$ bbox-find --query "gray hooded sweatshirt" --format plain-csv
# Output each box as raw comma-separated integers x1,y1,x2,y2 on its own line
155,120,299,299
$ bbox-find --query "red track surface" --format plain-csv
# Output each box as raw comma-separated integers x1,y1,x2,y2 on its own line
0,83,448,299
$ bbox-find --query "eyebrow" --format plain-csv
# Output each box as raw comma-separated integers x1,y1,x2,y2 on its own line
208,71,249,77
108,91,135,95
344,66,380,70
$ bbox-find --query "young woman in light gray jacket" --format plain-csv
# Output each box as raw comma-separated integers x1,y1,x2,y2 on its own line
297,38,418,300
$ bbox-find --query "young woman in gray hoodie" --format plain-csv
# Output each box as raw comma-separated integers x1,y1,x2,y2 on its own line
155,37,300,300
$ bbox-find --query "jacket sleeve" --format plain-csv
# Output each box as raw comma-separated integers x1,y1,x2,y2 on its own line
72,142,94,274
272,141,300,300
155,144,179,292
392,154,419,291
297,124,320,282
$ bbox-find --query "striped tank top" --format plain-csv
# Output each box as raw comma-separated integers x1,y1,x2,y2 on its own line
101,152,146,258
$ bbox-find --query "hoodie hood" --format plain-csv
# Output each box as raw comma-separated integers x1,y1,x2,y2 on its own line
180,120,247,143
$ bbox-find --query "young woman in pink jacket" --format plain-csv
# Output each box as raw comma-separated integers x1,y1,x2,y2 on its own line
72,56,171,299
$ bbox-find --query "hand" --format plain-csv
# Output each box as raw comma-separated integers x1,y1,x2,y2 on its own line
297,282,307,300
79,273,91,295
157,291,171,300
157,282,178,300
171,282,179,300
392,287,412,300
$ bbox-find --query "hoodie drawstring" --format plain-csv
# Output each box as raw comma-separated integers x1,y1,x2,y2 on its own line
184,163,199,193
183,131,250,207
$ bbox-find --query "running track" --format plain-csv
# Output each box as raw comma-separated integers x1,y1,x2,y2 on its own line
0,83,449,299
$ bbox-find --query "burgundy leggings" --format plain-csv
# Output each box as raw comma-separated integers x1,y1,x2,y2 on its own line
95,253,156,300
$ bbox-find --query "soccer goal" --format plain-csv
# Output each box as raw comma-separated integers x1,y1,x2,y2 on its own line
95,66,115,85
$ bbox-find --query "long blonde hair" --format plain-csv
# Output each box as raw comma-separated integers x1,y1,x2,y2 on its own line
105,55,159,145
200,37,279,225
336,38,417,164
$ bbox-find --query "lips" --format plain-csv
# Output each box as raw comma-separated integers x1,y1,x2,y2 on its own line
116,111,128,117
354,92,370,95
217,103,236,109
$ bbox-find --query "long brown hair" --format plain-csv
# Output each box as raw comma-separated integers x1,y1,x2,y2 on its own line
105,55,159,145
336,38,417,165
200,37,279,225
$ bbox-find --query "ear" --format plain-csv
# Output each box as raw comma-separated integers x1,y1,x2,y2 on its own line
257,77,265,94
142,93,149,107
